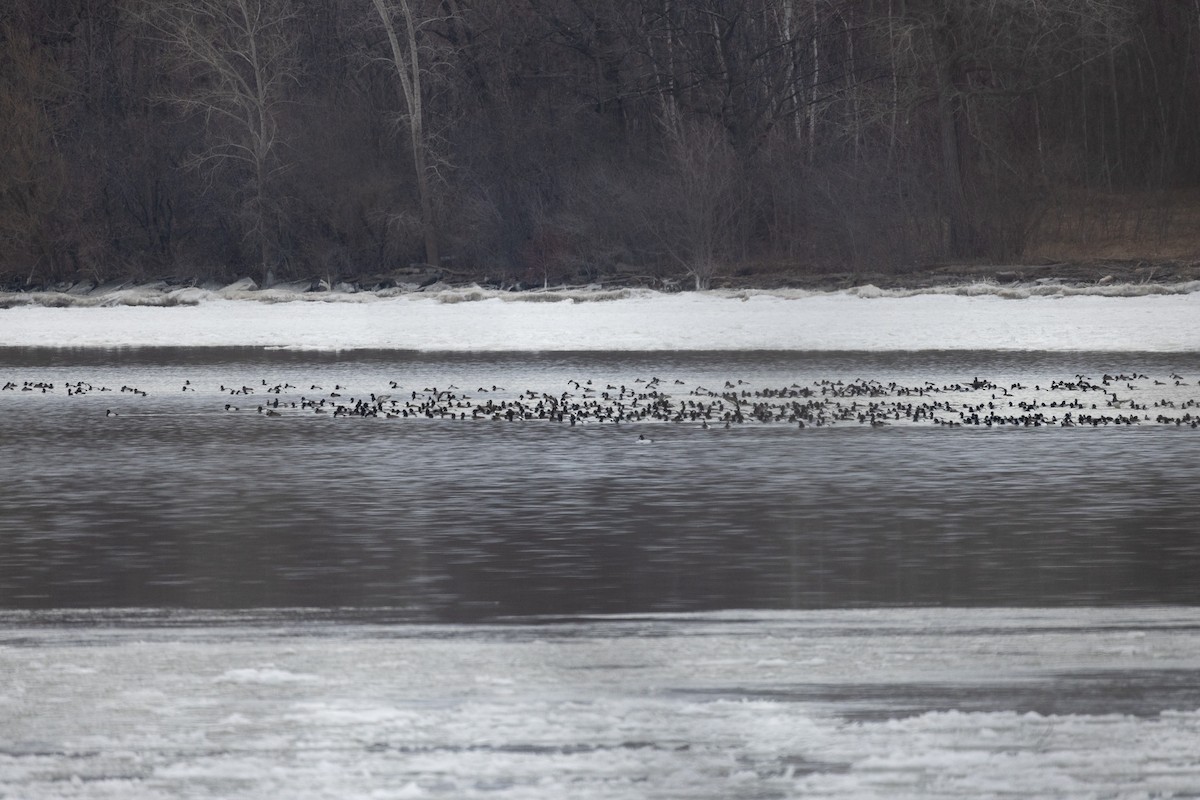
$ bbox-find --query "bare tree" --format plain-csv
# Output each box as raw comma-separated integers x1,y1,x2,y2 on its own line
652,120,742,289
0,13,69,284
877,0,1135,258
6,0,1200,286
139,0,299,283
367,0,441,269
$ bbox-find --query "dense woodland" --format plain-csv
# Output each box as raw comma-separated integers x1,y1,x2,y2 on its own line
3,0,1200,290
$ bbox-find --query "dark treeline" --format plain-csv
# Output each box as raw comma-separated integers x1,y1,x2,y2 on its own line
3,0,1199,290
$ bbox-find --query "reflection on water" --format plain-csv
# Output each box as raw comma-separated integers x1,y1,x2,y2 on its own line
2,348,1199,617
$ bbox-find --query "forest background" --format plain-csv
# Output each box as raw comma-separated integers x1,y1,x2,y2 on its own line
3,0,1200,292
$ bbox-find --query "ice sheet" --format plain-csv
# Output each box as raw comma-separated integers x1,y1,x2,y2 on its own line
2,287,1200,351
2,608,1199,799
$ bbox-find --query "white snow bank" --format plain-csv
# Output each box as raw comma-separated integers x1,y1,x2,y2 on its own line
2,287,1200,351
5,279,1200,308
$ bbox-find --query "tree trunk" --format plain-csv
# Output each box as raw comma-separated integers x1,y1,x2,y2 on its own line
931,13,977,257
370,0,439,269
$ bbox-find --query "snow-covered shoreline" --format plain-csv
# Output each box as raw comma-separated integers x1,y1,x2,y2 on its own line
3,282,1200,351
4,277,1200,309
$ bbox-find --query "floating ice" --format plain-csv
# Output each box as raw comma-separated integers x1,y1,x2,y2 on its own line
214,667,322,685
1,608,1198,799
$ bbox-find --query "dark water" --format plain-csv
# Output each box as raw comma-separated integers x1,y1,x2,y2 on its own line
2,348,1199,618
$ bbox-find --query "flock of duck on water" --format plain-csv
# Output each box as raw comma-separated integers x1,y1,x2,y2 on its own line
6,371,1200,429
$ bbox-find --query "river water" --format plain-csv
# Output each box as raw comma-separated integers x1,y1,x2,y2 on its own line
2,347,1199,615
2,346,1199,798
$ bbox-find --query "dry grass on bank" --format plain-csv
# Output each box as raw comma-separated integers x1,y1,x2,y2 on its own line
1027,189,1200,263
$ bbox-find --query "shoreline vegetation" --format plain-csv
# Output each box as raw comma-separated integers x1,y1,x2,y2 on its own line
5,2,1200,295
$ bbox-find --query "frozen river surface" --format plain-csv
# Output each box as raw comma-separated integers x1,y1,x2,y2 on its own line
4,608,1200,800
